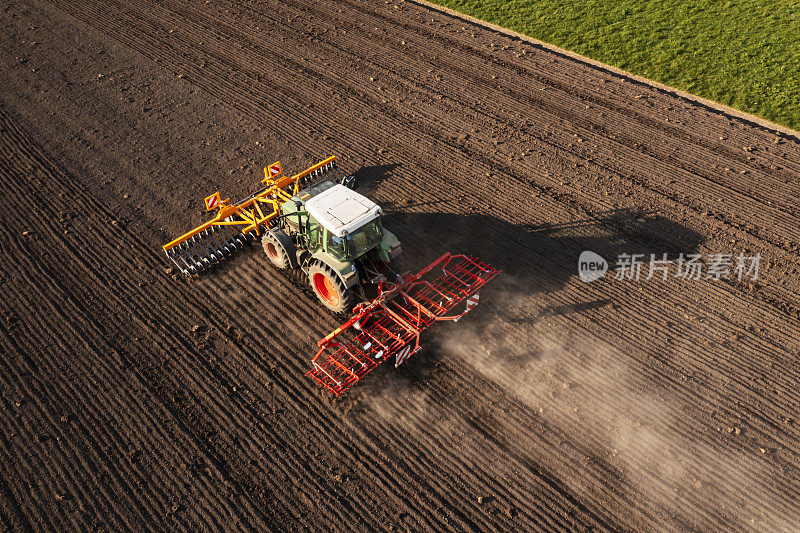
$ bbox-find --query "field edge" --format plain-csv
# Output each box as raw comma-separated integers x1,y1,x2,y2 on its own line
413,0,800,140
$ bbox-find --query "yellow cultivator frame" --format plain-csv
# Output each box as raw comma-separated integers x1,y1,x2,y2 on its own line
163,156,349,276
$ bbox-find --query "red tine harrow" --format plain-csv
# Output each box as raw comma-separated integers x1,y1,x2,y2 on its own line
307,253,500,396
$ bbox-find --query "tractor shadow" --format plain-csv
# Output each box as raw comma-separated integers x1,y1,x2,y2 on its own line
355,204,706,399
352,162,401,196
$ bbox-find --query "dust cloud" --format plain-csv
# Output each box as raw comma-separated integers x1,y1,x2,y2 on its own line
430,287,798,532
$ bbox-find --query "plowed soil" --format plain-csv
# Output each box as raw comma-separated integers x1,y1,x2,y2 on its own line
2,0,800,531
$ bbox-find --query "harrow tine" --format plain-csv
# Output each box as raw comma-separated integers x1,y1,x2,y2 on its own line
190,235,218,266
200,231,224,262
205,228,232,257
185,236,207,265
222,226,248,252
184,252,202,275
330,165,347,183
168,226,258,277
182,240,208,271
232,233,249,248
328,163,355,188
176,245,200,274
215,228,236,256
165,249,188,276
220,225,243,251
219,218,246,251
167,246,186,272
195,231,213,257
176,242,203,275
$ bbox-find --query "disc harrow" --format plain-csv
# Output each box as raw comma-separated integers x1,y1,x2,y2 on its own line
162,156,348,276
307,253,501,396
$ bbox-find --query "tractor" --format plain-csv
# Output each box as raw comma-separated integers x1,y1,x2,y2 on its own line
161,156,499,395
262,178,403,313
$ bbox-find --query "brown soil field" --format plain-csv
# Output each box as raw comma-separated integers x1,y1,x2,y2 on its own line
2,0,800,530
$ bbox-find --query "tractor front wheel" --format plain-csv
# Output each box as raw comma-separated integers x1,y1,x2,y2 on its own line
309,262,353,313
262,230,293,270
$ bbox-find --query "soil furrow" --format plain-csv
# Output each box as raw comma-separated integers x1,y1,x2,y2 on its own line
3,0,800,530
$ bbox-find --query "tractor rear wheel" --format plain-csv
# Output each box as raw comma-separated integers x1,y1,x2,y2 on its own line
262,229,293,270
309,262,353,313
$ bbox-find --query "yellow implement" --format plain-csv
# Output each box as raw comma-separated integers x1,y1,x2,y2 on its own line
163,156,349,276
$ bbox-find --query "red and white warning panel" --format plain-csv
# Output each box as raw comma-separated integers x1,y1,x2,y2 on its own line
465,292,480,312
204,191,221,211
394,343,418,368
267,161,282,178
307,253,500,396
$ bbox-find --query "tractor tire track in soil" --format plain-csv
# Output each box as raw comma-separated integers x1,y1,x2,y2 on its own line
2,0,800,530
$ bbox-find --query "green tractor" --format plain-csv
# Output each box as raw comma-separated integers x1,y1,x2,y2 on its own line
261,179,403,312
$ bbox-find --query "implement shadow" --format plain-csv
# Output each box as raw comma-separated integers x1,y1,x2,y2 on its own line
356,205,705,397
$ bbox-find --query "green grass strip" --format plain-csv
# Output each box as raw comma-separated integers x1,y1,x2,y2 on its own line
430,0,800,130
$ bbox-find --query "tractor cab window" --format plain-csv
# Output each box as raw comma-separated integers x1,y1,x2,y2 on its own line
345,219,382,258
326,230,348,261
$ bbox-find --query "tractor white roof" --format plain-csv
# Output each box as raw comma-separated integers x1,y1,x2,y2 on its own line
304,184,381,238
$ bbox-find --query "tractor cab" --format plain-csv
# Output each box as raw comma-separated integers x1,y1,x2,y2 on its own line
305,183,384,261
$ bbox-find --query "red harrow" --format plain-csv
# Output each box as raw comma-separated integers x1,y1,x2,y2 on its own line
307,253,500,396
